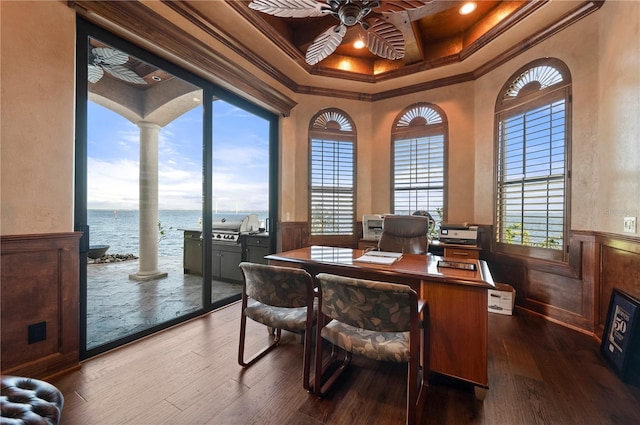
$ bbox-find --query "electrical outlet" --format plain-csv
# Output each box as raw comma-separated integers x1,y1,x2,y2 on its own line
623,217,637,233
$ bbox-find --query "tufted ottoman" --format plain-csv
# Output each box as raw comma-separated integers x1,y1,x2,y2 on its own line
1,376,64,425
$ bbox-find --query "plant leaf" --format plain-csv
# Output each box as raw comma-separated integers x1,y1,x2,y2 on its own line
305,25,347,65
365,18,405,60
248,0,326,18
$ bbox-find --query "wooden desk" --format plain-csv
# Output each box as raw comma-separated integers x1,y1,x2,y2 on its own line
266,246,495,397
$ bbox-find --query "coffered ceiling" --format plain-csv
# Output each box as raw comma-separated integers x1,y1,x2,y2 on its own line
72,0,604,114
227,0,545,82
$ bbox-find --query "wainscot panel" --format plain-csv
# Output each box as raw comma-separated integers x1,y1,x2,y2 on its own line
0,233,81,379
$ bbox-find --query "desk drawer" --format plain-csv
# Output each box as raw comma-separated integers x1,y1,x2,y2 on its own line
444,247,479,259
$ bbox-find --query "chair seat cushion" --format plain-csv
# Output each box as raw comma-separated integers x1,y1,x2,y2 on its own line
321,320,410,362
244,301,316,332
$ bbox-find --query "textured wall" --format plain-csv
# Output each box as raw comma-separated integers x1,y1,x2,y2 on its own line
1,1,76,235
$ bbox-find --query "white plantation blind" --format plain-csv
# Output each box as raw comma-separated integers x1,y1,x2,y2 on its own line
392,103,446,220
495,60,570,254
393,136,444,216
310,138,354,235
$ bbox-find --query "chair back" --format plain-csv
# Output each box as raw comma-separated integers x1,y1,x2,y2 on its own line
377,215,429,254
316,273,417,333
239,262,313,308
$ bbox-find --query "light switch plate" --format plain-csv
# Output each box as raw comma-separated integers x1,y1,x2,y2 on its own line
623,217,637,233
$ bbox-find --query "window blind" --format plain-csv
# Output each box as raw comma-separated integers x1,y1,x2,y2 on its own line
393,136,444,217
496,99,566,249
310,138,354,235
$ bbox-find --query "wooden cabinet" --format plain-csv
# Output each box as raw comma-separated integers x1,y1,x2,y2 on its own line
443,244,481,260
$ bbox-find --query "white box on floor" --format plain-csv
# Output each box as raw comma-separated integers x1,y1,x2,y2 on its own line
488,283,515,315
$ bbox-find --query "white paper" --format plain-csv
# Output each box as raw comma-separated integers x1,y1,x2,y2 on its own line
354,251,402,265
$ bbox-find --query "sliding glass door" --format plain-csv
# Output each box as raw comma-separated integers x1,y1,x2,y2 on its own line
76,20,277,359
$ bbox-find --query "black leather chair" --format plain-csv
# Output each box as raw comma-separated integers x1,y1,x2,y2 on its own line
1,376,64,424
377,215,430,254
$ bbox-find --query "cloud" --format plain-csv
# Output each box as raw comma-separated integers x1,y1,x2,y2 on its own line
87,100,270,212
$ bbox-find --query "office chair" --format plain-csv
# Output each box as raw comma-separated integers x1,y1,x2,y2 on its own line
377,214,430,254
313,273,429,425
238,262,316,390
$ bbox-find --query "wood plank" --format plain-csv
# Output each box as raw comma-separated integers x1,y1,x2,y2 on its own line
53,303,640,425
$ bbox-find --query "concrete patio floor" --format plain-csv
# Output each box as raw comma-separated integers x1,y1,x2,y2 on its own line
87,256,241,349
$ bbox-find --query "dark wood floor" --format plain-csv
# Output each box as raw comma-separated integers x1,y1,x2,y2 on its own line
53,302,640,424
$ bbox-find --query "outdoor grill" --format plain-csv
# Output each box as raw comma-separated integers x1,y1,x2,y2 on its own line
212,214,260,243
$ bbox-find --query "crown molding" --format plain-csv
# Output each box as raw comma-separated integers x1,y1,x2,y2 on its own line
71,0,605,110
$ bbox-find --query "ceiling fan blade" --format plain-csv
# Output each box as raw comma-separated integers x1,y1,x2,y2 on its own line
248,0,327,18
365,18,405,60
87,64,104,84
91,47,129,65
375,0,432,14
305,24,347,65
102,64,147,85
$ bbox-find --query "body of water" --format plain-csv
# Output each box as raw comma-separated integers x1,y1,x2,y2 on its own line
88,210,268,257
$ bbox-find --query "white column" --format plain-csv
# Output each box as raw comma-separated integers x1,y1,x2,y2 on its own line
130,121,167,281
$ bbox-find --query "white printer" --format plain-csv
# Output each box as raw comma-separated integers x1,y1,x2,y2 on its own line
362,214,384,240
439,223,478,245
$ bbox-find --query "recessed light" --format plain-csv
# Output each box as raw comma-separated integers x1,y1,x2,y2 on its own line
151,75,161,81
353,39,365,49
459,2,477,15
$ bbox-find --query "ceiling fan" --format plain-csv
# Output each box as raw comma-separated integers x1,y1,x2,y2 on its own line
88,47,147,85
248,0,431,65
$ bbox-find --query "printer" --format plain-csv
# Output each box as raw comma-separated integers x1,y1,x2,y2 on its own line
362,214,384,240
439,223,478,245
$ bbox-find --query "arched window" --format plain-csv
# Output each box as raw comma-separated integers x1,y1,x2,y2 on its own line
494,58,571,261
309,108,356,236
391,103,447,229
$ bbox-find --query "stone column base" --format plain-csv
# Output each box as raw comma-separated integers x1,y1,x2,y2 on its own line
129,271,168,282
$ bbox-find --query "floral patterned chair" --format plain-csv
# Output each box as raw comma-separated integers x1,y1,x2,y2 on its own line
313,273,429,425
238,262,316,390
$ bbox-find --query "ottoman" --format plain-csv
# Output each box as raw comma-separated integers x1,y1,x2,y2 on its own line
1,376,64,425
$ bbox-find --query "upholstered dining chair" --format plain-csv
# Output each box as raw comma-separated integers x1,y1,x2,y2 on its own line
313,273,429,425
238,262,316,390
377,214,430,254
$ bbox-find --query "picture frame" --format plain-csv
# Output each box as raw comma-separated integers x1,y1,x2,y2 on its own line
601,288,640,383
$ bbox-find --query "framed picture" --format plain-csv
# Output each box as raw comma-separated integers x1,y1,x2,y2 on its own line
601,288,640,382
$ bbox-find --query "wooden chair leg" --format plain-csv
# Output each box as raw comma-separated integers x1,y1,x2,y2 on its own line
314,341,352,397
238,312,282,368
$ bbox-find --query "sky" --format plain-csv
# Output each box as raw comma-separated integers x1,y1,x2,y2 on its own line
87,100,270,212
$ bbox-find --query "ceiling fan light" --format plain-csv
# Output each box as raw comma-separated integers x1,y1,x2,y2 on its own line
339,4,363,26
459,2,477,15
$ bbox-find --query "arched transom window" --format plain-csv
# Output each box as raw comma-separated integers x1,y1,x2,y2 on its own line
309,108,356,236
392,102,447,231
494,58,572,261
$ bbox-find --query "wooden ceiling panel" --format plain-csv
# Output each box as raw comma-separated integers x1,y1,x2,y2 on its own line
228,0,542,81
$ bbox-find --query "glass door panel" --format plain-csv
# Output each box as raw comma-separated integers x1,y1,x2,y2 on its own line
210,99,271,305
85,36,204,351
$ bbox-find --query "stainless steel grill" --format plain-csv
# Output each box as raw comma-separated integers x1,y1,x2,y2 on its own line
212,214,260,243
